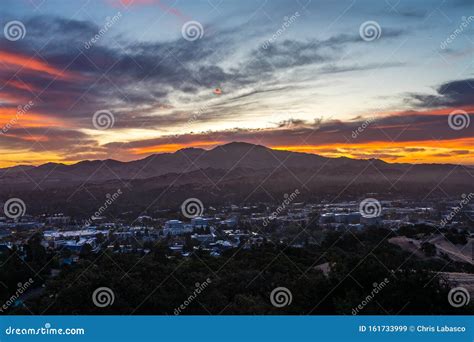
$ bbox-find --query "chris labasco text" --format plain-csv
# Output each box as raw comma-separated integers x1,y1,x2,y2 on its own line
417,325,466,333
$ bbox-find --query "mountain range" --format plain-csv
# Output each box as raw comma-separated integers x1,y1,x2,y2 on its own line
0,142,472,214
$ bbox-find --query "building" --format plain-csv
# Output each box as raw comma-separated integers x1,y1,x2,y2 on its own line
163,220,193,236
191,217,210,228
56,238,97,252
191,233,215,244
44,229,109,240
46,214,71,225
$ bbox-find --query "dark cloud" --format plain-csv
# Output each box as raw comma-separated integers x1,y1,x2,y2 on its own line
102,110,473,155
408,78,474,108
397,9,427,18
1,105,471,164
0,13,468,164
0,14,408,136
243,29,405,75
0,127,100,154
1,15,236,123
451,150,471,155
452,0,474,7
405,147,426,152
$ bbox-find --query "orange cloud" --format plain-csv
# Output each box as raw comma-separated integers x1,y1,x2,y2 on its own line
0,150,67,168
129,141,223,154
0,107,66,129
5,79,39,93
271,138,474,164
0,91,30,104
0,51,81,81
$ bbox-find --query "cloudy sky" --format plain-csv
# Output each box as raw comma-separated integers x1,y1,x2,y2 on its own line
0,0,473,167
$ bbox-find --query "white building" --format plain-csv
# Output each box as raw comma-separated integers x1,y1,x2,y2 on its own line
163,220,193,236
191,217,211,228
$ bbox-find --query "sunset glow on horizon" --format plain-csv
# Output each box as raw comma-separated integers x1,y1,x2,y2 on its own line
0,0,472,168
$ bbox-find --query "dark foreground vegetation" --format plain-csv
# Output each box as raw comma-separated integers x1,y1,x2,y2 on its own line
1,227,473,315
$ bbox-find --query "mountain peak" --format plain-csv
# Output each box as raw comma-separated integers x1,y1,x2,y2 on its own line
0,142,467,193
215,141,267,150
177,147,206,153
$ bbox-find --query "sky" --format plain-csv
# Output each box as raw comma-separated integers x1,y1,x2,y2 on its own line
0,0,473,167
